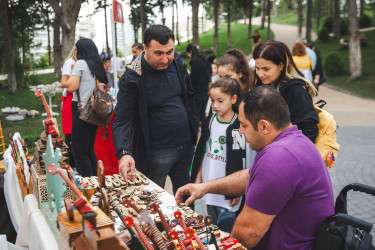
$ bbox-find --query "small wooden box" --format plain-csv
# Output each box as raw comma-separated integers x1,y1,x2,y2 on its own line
57,208,114,250
31,163,73,206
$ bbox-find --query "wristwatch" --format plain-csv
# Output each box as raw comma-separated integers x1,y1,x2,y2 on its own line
120,149,131,158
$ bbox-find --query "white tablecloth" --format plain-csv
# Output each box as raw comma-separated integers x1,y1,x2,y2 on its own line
15,195,58,249
3,133,58,249
3,145,23,232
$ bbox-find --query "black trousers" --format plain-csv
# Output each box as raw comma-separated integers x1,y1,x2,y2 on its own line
64,134,75,169
71,101,98,177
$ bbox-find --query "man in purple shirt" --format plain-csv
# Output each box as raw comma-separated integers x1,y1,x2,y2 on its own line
176,85,334,249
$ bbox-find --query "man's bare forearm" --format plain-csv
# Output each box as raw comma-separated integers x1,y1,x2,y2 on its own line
204,169,249,197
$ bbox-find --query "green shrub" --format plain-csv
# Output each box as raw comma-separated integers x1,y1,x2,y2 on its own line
22,134,41,151
340,19,348,36
324,52,344,77
323,17,333,33
318,28,330,42
359,14,371,28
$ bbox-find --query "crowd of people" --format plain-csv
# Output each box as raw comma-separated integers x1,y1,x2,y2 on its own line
60,25,333,249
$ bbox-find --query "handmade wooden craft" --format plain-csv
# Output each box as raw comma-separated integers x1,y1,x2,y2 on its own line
42,135,66,214
35,89,60,137
111,200,146,249
73,220,129,250
47,163,96,214
174,210,206,250
8,131,29,198
123,198,175,250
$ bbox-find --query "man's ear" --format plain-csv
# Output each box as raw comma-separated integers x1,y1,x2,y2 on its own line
258,120,271,135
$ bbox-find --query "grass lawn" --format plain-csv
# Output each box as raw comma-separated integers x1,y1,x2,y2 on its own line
175,22,274,64
315,29,375,99
0,73,61,152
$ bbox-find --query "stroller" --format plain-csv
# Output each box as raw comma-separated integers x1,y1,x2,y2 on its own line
314,183,375,250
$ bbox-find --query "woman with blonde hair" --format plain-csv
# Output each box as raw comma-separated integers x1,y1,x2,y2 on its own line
253,40,319,142
60,45,77,169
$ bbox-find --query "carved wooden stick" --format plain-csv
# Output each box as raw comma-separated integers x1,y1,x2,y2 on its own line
123,216,154,250
169,231,188,250
174,211,206,250
123,199,168,249
150,202,170,234
111,202,145,249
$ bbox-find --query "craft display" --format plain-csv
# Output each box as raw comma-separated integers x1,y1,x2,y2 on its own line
7,131,31,198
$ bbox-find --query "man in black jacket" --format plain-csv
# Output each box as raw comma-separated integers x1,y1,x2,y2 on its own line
112,25,198,194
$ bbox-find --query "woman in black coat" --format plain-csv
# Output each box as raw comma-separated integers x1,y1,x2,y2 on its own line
186,44,211,124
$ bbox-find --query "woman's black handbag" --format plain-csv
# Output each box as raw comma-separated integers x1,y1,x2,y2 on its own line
313,183,375,250
77,79,113,139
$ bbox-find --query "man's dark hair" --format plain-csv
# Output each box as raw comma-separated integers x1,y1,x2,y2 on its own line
143,25,174,47
132,42,143,50
243,85,290,131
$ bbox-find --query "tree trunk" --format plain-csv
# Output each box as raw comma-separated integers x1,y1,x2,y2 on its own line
52,8,62,79
261,0,266,29
160,1,165,25
328,0,333,16
316,0,321,30
172,0,175,35
297,0,303,38
61,2,81,59
347,0,362,78
306,0,312,41
226,0,232,47
176,0,180,44
47,14,52,67
213,0,219,55
333,0,340,38
131,8,138,43
0,0,17,94
273,0,278,17
360,0,364,16
267,0,271,40
187,16,190,44
140,0,146,42
192,0,200,45
248,0,253,38
104,0,110,54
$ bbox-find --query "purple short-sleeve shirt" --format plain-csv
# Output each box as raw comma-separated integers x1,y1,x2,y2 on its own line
246,126,334,250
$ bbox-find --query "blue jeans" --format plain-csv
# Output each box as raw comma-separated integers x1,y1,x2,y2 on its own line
149,142,194,194
207,205,236,233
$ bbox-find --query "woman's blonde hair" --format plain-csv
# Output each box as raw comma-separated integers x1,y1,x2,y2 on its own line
253,40,316,97
64,45,77,62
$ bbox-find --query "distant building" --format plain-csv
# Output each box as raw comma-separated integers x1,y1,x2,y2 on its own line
31,20,96,60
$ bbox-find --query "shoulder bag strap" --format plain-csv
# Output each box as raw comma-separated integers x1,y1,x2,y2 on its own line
76,86,82,110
